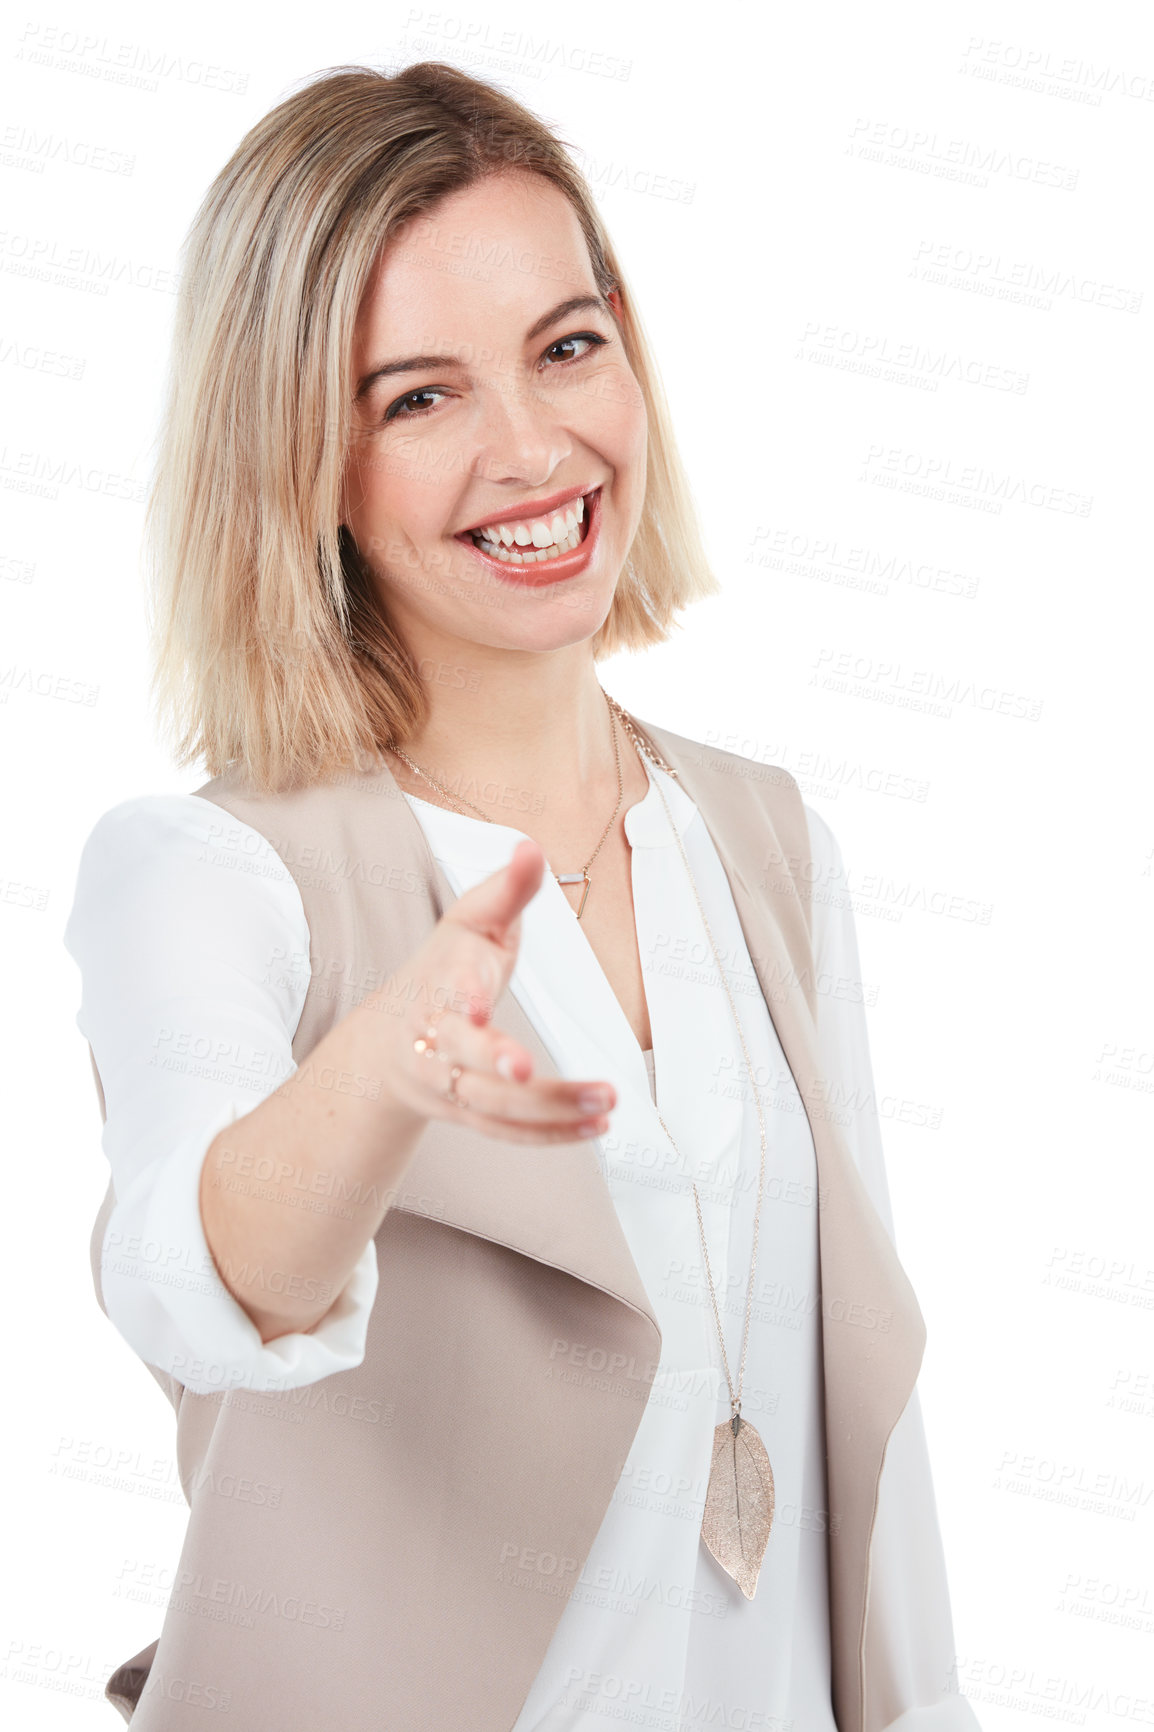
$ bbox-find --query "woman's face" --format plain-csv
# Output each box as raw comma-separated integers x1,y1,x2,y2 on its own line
341,170,648,661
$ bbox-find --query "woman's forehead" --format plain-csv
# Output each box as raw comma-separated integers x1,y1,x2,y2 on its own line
358,174,596,341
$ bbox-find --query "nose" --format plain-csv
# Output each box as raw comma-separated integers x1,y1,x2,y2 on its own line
469,370,574,490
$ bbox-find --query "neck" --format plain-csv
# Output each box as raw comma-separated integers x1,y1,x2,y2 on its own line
391,646,640,821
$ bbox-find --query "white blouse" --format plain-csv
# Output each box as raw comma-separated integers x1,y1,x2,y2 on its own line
63,756,953,1728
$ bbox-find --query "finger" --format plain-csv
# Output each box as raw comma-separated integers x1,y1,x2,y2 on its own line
441,838,547,947
449,1065,616,1126
408,1006,536,1083
406,1009,616,1125
447,1107,611,1147
400,1004,616,1122
410,1039,614,1127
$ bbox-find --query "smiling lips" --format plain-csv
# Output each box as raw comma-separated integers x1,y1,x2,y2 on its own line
459,488,600,579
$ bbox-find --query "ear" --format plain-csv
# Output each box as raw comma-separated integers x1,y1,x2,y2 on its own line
607,287,624,321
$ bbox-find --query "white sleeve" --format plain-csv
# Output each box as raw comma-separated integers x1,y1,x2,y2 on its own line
62,794,379,1396
804,802,898,1245
804,803,982,1730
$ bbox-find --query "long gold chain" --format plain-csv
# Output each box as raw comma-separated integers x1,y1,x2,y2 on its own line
637,758,770,1427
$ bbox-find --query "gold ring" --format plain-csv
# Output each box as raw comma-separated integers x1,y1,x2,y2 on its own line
413,1008,463,1104
412,1003,448,1057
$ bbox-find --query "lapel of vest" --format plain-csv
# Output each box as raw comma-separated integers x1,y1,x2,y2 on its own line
636,719,928,1732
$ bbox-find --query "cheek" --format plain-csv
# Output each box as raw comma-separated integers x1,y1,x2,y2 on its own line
600,372,648,471
345,447,410,525
342,459,454,575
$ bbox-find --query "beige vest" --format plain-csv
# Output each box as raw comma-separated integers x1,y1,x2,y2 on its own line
86,717,926,1731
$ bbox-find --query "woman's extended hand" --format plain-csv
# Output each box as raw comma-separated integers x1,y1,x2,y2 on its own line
374,838,617,1144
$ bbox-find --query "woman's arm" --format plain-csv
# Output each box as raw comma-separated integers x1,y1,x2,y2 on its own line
805,802,898,1241
66,796,603,1398
197,960,428,1348
63,795,394,1395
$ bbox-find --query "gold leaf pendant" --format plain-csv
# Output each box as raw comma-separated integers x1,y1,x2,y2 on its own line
700,1415,775,1599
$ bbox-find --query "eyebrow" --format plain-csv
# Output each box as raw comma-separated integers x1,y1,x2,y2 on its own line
354,294,612,400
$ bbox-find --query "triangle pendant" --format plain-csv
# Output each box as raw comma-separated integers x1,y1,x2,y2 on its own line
555,869,591,919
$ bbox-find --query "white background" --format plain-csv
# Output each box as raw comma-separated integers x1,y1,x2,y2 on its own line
3,0,1152,1724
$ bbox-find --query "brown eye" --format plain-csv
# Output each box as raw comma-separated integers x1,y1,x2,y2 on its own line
544,333,606,366
383,388,446,425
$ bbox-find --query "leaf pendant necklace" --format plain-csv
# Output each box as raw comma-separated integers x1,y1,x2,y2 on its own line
393,689,777,1596
611,699,776,1601
701,1412,776,1600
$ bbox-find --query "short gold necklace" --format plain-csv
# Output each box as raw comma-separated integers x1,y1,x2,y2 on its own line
389,685,624,920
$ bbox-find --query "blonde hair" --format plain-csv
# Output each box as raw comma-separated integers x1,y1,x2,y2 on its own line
148,61,720,791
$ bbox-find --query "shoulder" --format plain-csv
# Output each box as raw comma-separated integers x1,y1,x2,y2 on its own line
73,791,293,869
633,716,813,843
64,792,305,953
636,715,801,796
633,711,858,845
636,714,841,866
68,793,300,908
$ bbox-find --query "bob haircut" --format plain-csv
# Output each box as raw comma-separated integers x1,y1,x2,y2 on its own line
148,60,720,791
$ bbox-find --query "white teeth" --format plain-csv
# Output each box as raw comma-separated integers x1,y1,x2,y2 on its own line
477,523,583,565
471,493,589,554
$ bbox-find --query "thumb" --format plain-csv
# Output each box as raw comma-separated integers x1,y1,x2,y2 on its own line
441,837,548,947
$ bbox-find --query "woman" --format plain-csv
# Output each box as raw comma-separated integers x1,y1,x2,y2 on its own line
63,62,979,1732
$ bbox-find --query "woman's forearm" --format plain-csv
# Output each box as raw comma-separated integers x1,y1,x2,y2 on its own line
199,986,428,1343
